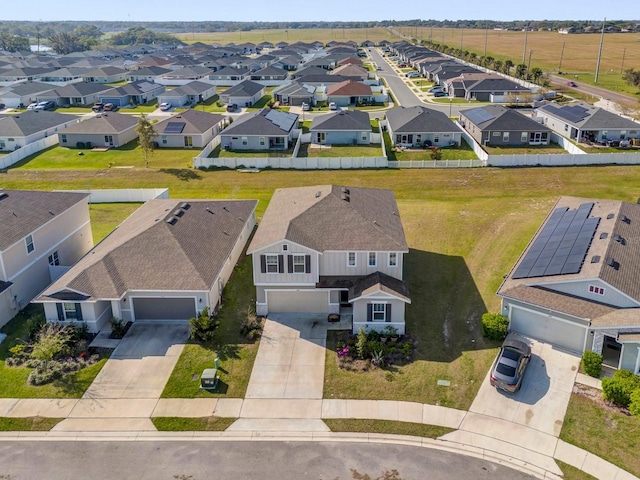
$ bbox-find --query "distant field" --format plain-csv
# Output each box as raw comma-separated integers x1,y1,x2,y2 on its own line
394,26,640,96
173,27,396,45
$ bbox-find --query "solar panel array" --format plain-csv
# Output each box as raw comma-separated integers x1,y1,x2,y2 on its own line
512,202,600,279
464,108,496,126
164,122,186,134
544,105,591,124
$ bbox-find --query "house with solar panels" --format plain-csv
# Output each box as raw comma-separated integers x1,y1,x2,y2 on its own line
219,109,299,151
498,196,640,374
153,110,227,148
459,105,552,147
536,102,640,144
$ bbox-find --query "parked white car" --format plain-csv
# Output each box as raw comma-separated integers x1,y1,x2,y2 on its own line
301,102,310,111
159,102,172,111
329,102,337,110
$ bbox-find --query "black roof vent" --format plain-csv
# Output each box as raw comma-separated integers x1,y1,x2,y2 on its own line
591,255,601,264
174,209,185,217
341,186,350,194
600,232,608,239
613,234,626,245
341,193,350,202
223,206,230,212
606,257,620,270
180,202,191,210
166,216,177,225
621,215,631,224
315,191,321,198
607,213,615,219
206,207,214,214
0,192,8,201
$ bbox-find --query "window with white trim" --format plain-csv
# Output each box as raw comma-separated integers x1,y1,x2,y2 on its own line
388,252,397,267
503,132,510,142
64,303,80,320
282,244,288,251
292,254,306,273
373,303,386,321
589,285,605,295
265,254,279,273
521,132,528,142
25,234,34,254
368,252,376,267
348,252,356,267
48,251,59,266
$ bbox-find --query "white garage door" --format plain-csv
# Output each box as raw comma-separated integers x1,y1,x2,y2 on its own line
133,297,196,320
509,306,587,353
267,290,328,314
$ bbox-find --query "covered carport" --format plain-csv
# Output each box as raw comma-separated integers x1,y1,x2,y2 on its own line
132,297,196,321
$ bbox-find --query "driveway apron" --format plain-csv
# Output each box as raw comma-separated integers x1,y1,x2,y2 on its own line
245,314,327,399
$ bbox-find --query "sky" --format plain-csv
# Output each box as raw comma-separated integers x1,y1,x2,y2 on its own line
3,0,636,22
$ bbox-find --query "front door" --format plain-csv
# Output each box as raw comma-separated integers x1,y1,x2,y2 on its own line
104,135,114,146
317,132,326,144
340,290,349,305
602,335,622,368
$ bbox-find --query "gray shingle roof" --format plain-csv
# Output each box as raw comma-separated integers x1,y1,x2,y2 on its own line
0,111,79,137
539,102,640,130
310,110,371,132
349,271,411,302
386,106,458,133
161,80,214,97
223,79,264,97
247,185,408,253
62,112,138,134
0,190,89,251
461,105,551,132
154,110,225,135
221,109,298,136
47,82,113,97
5,81,57,96
38,199,257,300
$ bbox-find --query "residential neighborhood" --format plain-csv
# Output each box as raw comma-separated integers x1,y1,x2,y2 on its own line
1,17,640,480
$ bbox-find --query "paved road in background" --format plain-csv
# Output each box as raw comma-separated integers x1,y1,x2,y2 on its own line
548,74,637,107
0,440,535,480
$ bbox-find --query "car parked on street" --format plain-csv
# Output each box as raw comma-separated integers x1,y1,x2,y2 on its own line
405,71,420,78
567,81,578,87
490,336,532,393
433,91,448,97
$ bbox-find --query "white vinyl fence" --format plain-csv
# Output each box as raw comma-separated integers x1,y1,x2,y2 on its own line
54,188,169,203
0,135,59,169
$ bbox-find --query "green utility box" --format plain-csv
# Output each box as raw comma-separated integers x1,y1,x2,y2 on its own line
200,368,218,389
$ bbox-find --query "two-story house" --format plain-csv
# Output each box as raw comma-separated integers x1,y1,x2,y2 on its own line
247,185,411,334
0,190,93,327
498,196,640,374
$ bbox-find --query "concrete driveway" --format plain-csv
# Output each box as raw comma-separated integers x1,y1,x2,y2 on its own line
464,336,580,437
245,314,327,399
81,321,190,400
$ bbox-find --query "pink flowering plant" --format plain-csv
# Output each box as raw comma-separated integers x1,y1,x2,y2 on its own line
336,343,351,358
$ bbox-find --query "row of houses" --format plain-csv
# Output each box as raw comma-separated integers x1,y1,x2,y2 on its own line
4,185,640,376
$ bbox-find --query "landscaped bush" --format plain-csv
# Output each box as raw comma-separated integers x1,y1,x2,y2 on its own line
629,389,640,417
189,307,220,344
581,351,603,378
481,313,510,341
602,369,640,407
109,317,128,339
335,328,417,370
239,307,264,341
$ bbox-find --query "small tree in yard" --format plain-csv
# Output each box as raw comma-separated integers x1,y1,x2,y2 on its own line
481,313,510,341
30,323,72,370
136,114,158,168
430,147,442,160
189,307,220,344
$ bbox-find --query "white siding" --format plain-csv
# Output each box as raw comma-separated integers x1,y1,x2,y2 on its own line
252,242,318,285
544,279,639,308
320,251,404,279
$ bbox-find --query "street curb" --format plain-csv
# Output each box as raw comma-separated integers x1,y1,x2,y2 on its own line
0,429,560,480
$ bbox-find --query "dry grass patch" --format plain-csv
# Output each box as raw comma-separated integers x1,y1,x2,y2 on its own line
323,419,453,439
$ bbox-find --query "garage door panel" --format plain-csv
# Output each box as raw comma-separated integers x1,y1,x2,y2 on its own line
133,297,196,320
510,307,586,353
268,290,328,314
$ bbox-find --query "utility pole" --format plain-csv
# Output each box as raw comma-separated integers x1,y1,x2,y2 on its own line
558,41,565,72
429,25,433,43
620,47,626,74
460,27,464,50
527,49,533,76
594,17,606,84
522,27,528,64
483,23,488,57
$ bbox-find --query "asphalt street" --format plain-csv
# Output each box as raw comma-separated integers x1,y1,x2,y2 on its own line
0,440,536,480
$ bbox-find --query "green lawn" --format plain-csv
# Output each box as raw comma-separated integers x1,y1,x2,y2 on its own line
177,95,227,113
483,143,568,155
560,393,640,478
89,203,143,243
13,141,199,170
384,133,478,161
0,306,109,398
556,461,598,480
161,255,259,398
246,95,273,110
0,417,63,431
209,145,294,159
152,417,236,431
297,143,383,158
323,419,453,439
